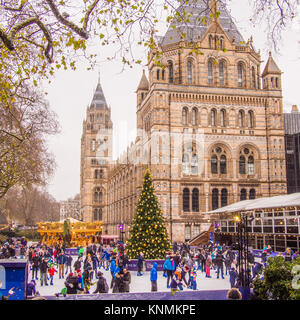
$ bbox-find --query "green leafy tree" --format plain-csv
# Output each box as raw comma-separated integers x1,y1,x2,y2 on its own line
253,256,300,300
126,169,171,259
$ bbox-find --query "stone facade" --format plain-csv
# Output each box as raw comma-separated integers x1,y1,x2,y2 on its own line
80,0,287,242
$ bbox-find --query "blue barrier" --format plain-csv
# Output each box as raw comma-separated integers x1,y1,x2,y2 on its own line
0,259,28,300
43,289,228,300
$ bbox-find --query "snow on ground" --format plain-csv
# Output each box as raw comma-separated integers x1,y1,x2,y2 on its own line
33,263,231,297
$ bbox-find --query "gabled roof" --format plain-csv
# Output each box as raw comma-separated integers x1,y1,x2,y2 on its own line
262,52,282,77
160,0,245,46
137,70,149,91
90,79,108,109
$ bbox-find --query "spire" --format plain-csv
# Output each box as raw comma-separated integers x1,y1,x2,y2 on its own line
262,51,282,77
137,70,149,91
210,0,219,23
90,73,108,109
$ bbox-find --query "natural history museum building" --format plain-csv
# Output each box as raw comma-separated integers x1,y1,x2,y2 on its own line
80,0,287,242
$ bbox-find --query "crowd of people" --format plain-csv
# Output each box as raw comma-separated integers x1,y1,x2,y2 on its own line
1,237,299,300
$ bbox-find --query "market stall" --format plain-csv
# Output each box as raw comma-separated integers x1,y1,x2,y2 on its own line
36,218,102,247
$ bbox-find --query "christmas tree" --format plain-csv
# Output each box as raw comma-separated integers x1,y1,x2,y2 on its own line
126,169,171,259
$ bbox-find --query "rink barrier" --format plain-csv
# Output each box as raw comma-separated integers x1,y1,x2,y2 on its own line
0,259,28,300
42,289,228,300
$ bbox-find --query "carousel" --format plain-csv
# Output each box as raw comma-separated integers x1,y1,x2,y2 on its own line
36,218,102,247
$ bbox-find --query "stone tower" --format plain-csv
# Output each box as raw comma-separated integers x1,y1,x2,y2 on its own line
83,0,287,242
80,76,113,222
136,0,287,241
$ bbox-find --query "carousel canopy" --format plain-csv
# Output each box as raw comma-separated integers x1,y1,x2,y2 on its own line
208,192,300,214
59,218,81,223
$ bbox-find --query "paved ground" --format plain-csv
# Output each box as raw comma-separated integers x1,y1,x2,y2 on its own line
32,263,231,297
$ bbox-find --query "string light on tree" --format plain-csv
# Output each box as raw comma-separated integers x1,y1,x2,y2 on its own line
126,169,171,259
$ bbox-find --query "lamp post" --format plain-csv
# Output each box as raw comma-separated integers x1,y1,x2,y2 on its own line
118,223,125,243
234,213,252,300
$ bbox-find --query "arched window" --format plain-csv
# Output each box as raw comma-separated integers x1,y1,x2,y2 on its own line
214,36,218,49
191,154,198,174
275,77,279,88
99,191,103,202
192,188,199,212
249,189,256,200
211,154,218,174
209,35,213,49
248,156,255,175
162,69,165,80
156,69,160,80
187,60,193,84
99,169,103,179
221,188,228,207
238,110,244,127
94,187,101,202
219,61,224,85
211,109,217,126
248,111,254,128
182,107,188,125
239,156,246,174
220,155,227,174
220,109,226,127
93,208,103,221
208,60,213,84
183,188,190,212
94,169,98,179
238,62,244,87
212,188,219,210
252,66,256,88
192,108,198,126
182,154,189,174
220,37,224,50
240,189,247,201
168,61,174,83
91,139,96,151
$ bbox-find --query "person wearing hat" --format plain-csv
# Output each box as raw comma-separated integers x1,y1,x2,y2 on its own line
93,271,109,293
181,265,190,287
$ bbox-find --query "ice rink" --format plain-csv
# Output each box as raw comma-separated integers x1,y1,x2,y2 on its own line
33,264,231,297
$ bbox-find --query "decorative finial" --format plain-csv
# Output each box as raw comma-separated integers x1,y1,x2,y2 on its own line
269,51,272,57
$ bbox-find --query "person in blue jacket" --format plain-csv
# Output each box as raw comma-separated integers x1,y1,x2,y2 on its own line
102,250,111,271
150,262,158,292
57,251,67,279
110,255,120,289
163,255,176,288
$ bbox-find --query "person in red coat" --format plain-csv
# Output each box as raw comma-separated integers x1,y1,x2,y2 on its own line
48,263,57,285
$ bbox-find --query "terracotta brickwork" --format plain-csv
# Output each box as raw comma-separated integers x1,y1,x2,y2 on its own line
80,1,287,242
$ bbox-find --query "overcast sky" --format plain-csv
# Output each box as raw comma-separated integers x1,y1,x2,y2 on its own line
43,0,300,202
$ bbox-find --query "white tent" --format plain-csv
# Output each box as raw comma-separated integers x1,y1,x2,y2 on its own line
208,192,300,214
59,217,82,223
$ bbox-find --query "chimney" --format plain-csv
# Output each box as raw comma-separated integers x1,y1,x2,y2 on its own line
292,105,299,113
